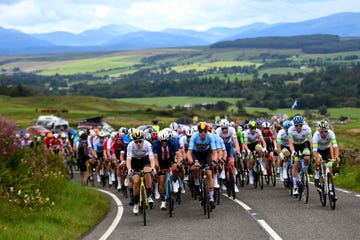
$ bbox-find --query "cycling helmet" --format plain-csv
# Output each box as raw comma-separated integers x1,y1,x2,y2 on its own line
317,120,329,131
198,122,207,132
219,119,230,128
61,132,67,139
132,129,144,140
151,132,158,141
249,121,257,129
171,130,178,138
144,131,152,141
119,127,128,135
184,126,193,136
47,132,54,138
114,132,122,140
191,125,198,133
215,119,221,127
127,128,136,137
237,125,243,132
169,122,178,131
24,133,30,139
283,120,293,130
152,118,158,124
261,122,271,128
98,131,106,138
293,115,304,125
54,133,60,139
158,130,169,141
229,121,236,128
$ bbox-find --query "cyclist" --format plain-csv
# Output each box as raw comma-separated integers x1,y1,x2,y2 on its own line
93,131,106,183
312,120,340,197
187,122,217,209
261,121,278,175
288,114,313,196
276,120,293,183
77,133,90,185
215,119,241,192
126,129,156,215
21,133,33,148
243,121,267,184
153,130,180,210
111,132,127,190
49,133,64,155
152,118,160,132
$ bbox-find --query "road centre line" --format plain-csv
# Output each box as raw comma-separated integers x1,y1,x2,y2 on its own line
223,193,282,240
355,194,360,198
97,189,124,240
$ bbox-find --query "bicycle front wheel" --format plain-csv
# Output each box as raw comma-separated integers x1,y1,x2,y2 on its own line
167,181,174,217
327,173,336,210
302,172,309,204
140,186,147,226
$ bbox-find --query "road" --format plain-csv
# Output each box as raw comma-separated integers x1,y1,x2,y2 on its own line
77,175,360,240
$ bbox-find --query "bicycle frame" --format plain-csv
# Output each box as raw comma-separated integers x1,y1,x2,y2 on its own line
295,154,309,204
137,171,148,226
163,168,175,217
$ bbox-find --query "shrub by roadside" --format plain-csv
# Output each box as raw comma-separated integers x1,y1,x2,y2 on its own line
0,116,109,239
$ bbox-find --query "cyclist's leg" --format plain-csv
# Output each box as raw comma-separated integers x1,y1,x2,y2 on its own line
158,171,167,209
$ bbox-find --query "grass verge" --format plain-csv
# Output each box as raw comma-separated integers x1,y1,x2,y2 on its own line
0,178,109,240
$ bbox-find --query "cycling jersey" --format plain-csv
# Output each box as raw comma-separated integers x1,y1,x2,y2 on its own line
277,129,290,147
312,130,337,151
188,132,216,152
213,133,225,151
288,125,312,144
179,135,190,151
215,126,237,144
243,128,264,144
127,140,154,159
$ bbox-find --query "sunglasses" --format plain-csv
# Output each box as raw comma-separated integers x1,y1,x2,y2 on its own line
295,124,303,127
116,138,123,141
250,128,256,130
161,140,168,143
134,140,143,144
199,130,207,133
221,127,228,130
320,130,328,133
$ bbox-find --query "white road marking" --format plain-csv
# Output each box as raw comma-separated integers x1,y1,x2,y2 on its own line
337,188,350,194
355,194,360,198
223,194,282,239
97,189,124,240
258,219,283,240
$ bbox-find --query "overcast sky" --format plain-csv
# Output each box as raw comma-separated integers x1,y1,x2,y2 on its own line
0,0,359,34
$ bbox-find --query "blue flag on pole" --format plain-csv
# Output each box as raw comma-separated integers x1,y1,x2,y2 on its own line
292,100,298,109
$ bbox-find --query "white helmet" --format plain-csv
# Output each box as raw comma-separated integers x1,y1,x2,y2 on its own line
262,122,271,128
169,122,178,131
191,125,198,133
183,126,192,136
158,130,169,141
219,119,230,128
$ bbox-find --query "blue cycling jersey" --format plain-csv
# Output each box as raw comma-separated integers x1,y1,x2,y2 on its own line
188,132,217,152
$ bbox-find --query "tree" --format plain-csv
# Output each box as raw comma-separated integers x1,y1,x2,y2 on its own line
318,105,328,116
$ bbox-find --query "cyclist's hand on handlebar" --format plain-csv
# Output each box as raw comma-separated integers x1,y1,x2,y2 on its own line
194,160,200,167
247,149,252,156
291,150,296,158
128,169,134,176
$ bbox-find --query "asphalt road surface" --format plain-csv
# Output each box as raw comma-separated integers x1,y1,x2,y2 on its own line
77,173,360,240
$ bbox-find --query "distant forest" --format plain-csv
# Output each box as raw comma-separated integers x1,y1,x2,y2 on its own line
210,34,360,54
1,64,360,109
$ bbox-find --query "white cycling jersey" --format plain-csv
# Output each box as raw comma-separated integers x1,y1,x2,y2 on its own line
243,128,263,144
127,140,154,159
276,129,290,147
287,124,312,144
215,126,237,144
312,130,338,151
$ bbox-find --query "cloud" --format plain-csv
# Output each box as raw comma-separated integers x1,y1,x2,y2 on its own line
0,0,359,33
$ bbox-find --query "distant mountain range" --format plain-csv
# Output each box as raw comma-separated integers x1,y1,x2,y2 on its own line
1,12,360,55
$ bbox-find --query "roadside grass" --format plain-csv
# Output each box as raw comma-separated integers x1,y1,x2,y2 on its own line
0,178,109,240
334,164,360,192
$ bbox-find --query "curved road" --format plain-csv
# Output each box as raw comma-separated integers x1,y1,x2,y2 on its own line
79,176,360,240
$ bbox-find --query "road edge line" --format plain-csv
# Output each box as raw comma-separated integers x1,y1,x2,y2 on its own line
97,189,124,240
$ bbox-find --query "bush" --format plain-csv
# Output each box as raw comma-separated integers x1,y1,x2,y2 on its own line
0,116,66,210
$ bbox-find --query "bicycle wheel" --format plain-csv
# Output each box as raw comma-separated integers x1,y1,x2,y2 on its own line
271,162,276,187
203,181,210,219
214,187,220,205
201,180,207,215
257,162,264,190
139,185,147,225
327,173,336,210
319,175,327,207
302,172,309,204
167,181,174,217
